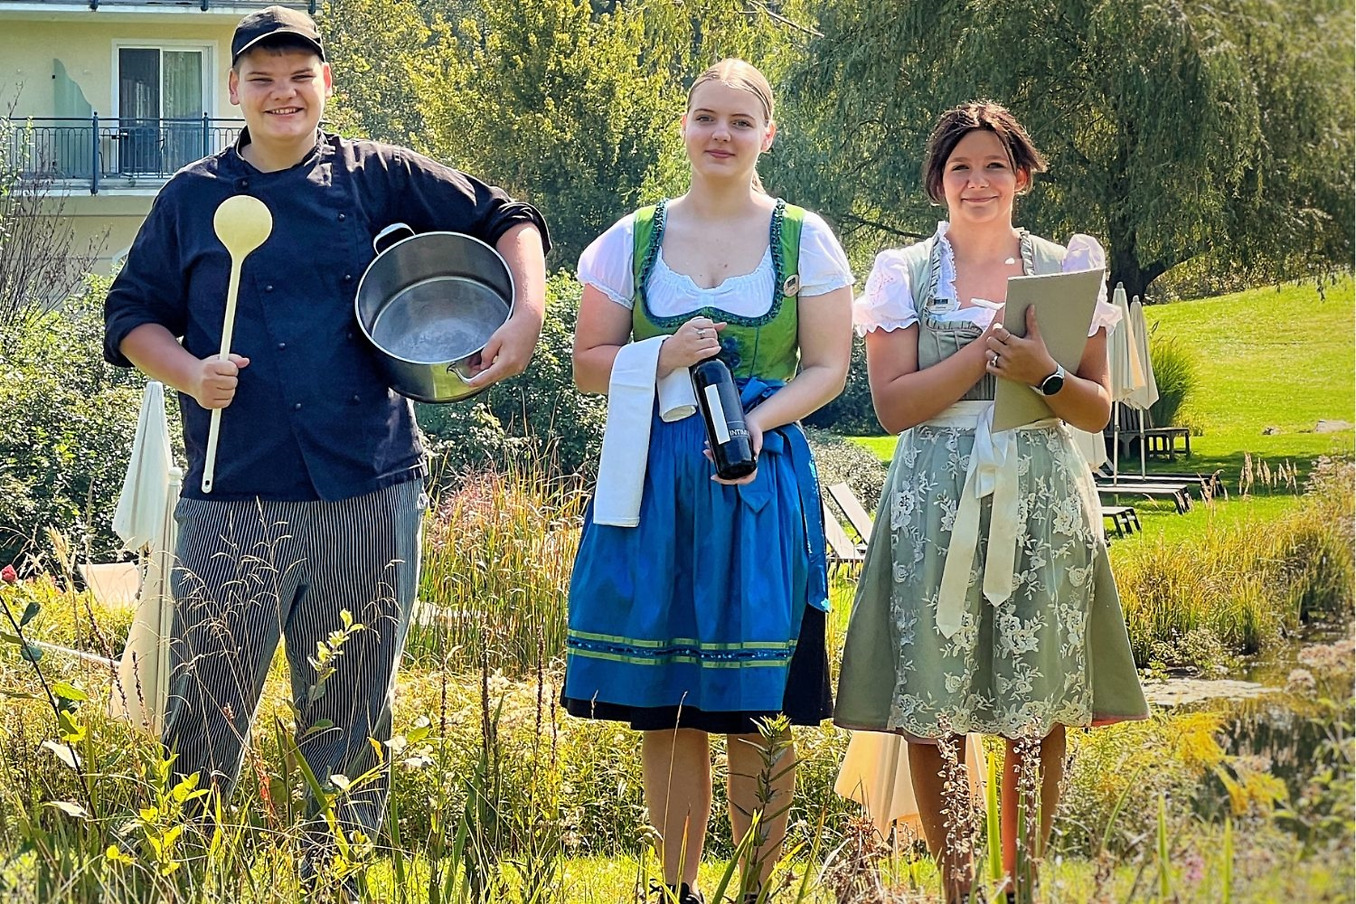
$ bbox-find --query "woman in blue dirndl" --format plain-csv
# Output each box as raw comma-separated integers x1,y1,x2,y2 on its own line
562,59,854,903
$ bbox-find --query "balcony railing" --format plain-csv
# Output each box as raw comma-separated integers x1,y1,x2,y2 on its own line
2,1,318,12
3,115,245,193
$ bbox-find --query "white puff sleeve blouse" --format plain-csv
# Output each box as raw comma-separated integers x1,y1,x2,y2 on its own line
854,223,1120,337
578,208,853,318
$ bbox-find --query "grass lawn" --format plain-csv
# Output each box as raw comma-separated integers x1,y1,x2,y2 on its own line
1104,492,1300,548
1139,276,1355,478
350,847,1355,903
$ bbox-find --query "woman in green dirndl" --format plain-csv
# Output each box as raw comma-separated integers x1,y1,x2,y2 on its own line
834,102,1149,902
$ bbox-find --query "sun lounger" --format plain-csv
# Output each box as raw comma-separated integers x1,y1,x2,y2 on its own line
823,501,865,576
1096,480,1192,514
1101,505,1140,539
1099,470,1225,499
825,482,874,545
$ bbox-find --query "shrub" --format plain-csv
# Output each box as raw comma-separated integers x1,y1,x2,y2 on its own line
806,427,888,514
417,274,606,487
1115,458,1355,667
803,334,878,435
0,279,147,568
1056,712,1226,859
1147,333,1197,428
410,458,585,676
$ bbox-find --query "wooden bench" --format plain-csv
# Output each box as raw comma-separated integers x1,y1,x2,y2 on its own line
1142,427,1191,460
1107,421,1192,462
1101,505,1140,539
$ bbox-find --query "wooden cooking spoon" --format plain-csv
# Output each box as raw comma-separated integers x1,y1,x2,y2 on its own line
202,194,272,494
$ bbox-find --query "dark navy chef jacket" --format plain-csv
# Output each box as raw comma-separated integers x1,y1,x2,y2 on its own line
104,129,548,502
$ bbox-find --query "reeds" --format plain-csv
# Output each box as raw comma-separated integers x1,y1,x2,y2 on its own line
0,453,1349,901
1116,458,1354,667
411,455,586,677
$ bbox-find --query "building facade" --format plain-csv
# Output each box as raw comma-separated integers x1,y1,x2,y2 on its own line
1,0,316,271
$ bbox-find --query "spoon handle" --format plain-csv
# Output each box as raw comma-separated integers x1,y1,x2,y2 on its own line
201,259,245,494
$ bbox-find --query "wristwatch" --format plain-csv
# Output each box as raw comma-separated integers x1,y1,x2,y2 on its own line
1036,364,1066,396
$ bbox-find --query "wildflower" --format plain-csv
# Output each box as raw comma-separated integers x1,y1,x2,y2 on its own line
1182,849,1205,884
1285,668,1316,693
0,564,15,584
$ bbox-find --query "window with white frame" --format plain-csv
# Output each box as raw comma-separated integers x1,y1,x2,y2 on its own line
115,44,212,174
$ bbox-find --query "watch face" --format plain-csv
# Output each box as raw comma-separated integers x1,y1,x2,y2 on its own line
1041,372,1065,396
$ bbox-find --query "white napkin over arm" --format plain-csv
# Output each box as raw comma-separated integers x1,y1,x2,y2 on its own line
593,337,697,527
112,381,172,551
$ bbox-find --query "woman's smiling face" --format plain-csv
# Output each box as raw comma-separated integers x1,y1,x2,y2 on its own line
941,128,1029,226
681,80,775,181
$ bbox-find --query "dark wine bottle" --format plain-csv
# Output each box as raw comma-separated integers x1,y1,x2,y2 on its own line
691,356,757,480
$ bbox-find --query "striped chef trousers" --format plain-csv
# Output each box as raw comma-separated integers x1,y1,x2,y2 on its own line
162,479,424,840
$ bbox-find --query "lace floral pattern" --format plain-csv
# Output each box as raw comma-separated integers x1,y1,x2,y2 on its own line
881,421,1104,738
880,241,1108,741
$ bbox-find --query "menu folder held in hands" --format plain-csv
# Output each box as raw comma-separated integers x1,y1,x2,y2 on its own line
992,267,1106,432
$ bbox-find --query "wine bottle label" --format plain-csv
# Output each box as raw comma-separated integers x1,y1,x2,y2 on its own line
703,385,731,443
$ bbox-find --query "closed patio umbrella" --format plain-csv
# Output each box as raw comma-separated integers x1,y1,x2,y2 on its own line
1126,298,1161,476
1106,283,1147,479
108,381,179,734
1126,299,1159,410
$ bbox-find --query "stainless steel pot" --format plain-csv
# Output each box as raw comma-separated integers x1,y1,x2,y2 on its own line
355,224,515,403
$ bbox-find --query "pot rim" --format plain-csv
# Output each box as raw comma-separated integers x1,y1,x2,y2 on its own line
354,229,516,367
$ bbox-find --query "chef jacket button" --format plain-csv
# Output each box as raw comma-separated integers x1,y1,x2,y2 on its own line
351,394,361,403
346,331,354,340
277,342,286,350
337,212,347,222
238,179,249,190
343,273,353,283
264,284,274,293
293,402,303,411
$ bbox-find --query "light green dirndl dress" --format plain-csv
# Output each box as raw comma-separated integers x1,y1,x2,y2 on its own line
834,231,1149,742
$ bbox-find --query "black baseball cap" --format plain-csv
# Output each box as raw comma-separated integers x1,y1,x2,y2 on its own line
231,6,325,63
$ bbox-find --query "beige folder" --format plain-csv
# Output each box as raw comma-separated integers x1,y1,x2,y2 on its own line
992,268,1104,432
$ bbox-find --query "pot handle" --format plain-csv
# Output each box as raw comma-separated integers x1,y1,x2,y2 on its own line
373,222,416,255
445,357,478,386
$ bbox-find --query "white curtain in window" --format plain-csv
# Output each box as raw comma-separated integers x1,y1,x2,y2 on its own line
163,51,203,119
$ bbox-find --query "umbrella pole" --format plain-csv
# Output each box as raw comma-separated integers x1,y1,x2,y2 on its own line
1139,408,1148,477
1112,403,1121,482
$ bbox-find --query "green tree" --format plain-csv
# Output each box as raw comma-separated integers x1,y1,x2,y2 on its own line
319,0,436,145
411,0,678,268
323,0,809,267
777,0,1354,298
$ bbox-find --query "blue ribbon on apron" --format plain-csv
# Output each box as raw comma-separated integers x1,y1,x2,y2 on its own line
737,376,831,613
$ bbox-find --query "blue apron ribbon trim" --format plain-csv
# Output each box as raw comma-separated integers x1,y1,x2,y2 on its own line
738,377,831,613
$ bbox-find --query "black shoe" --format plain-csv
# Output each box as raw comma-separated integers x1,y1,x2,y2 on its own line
651,882,704,904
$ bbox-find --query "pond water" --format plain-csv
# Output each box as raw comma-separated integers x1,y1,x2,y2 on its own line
1149,621,1354,827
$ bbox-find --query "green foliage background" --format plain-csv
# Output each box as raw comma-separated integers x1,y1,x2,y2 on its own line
773,0,1354,300
0,281,147,566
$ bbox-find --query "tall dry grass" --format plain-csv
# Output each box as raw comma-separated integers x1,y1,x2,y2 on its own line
411,458,587,676
1115,458,1354,666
